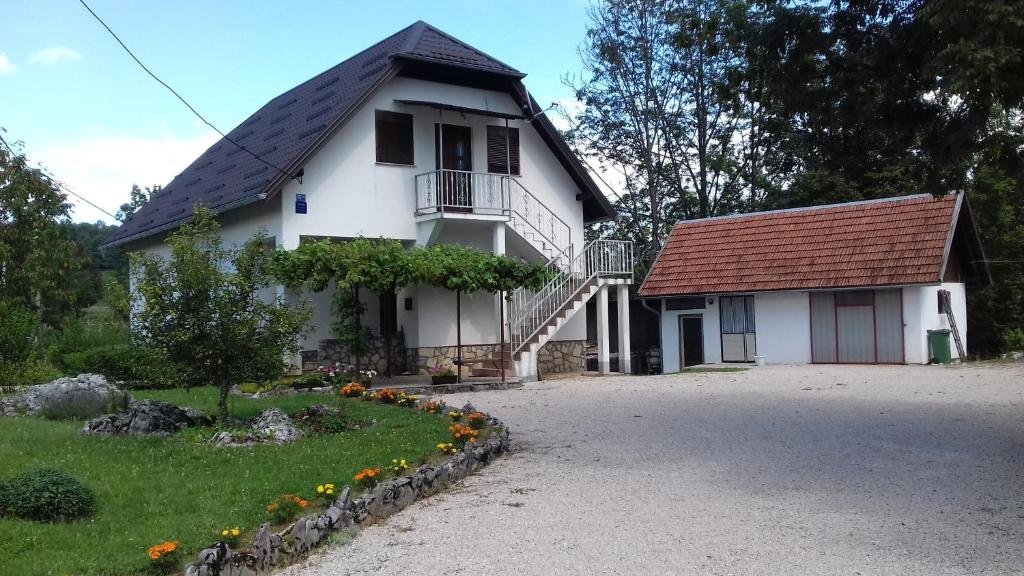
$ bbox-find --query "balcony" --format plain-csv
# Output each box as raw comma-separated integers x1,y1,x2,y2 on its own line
414,169,572,259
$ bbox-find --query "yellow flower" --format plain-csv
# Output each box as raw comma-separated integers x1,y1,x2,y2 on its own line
326,488,334,495
231,528,240,536
326,484,334,490
222,530,229,537
317,485,325,494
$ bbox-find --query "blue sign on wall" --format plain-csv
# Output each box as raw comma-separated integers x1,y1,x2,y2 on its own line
295,193,307,214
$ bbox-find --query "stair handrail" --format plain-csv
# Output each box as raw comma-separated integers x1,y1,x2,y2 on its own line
508,239,633,354
506,177,572,266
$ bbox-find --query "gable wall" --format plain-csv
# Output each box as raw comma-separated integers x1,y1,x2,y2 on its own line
277,76,586,254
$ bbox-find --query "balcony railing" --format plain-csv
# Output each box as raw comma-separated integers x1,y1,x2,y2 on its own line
415,170,509,217
414,169,572,261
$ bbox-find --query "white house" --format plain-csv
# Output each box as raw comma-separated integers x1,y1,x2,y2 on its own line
639,194,989,371
102,21,633,380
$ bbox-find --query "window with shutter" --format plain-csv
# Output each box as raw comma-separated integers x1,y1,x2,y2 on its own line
375,110,414,165
486,125,520,175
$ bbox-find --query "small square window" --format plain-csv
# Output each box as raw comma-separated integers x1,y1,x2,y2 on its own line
375,110,414,165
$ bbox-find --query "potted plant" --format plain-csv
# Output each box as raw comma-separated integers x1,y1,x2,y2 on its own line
430,363,457,385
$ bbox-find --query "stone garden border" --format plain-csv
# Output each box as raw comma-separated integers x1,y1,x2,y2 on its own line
183,412,511,576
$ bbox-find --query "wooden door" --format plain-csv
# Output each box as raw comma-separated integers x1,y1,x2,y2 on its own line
679,315,704,367
435,124,473,209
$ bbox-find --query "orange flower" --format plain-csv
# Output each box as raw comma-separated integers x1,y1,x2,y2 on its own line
299,500,308,508
267,503,279,512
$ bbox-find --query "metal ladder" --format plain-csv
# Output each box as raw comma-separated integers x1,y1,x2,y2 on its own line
938,289,966,359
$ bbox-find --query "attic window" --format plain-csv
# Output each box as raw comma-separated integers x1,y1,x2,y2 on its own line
487,125,520,175
375,110,414,165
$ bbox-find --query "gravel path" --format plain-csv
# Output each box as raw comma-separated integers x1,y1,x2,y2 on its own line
282,363,1024,576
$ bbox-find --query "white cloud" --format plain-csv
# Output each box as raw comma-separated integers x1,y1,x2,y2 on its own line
29,47,82,67
0,53,16,75
33,131,219,223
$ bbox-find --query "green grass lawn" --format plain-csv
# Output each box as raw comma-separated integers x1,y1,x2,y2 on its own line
0,387,452,576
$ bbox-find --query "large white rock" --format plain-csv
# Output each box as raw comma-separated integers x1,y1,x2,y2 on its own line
1,374,125,419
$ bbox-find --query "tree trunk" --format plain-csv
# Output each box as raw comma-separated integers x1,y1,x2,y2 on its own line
383,285,395,377
352,285,362,377
217,379,230,420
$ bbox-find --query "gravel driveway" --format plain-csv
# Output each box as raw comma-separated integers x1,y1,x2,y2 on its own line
282,363,1024,576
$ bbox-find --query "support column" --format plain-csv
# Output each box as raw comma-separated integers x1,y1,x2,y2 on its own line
492,221,506,255
597,284,610,375
617,283,631,374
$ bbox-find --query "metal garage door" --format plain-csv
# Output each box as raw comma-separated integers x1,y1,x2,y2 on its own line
810,289,904,364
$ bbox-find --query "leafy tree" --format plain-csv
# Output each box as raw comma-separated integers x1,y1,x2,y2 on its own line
963,109,1024,355
133,206,310,418
116,184,160,223
0,133,78,324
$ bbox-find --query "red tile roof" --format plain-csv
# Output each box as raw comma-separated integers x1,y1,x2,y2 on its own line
638,194,961,297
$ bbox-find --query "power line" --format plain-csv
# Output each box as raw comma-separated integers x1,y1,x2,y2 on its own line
0,133,120,220
76,0,297,182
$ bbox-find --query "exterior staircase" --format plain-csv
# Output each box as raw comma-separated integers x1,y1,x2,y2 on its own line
414,169,633,379
508,239,633,379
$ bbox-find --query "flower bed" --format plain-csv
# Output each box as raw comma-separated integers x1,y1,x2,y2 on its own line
181,404,509,576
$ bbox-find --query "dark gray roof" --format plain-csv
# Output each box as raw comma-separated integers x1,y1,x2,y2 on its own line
103,21,611,247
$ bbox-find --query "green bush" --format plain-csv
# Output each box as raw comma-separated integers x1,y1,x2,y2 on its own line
0,299,41,365
0,359,62,388
60,344,175,389
290,374,326,389
0,468,96,522
1001,328,1024,352
44,313,131,362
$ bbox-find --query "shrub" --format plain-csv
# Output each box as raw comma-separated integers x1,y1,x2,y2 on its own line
146,541,181,575
467,412,489,430
292,405,349,435
449,422,479,446
45,313,131,361
0,468,96,522
60,344,175,389
1001,328,1024,353
354,467,382,488
314,483,337,504
0,299,41,365
290,374,326,389
0,359,62,388
266,494,307,524
339,382,365,398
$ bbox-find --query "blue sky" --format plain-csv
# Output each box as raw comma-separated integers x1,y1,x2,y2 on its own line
0,0,593,223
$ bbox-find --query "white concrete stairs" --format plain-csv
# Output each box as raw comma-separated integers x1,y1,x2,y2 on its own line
511,278,600,378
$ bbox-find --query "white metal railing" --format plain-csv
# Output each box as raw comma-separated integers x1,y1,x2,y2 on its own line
415,170,509,216
414,170,572,262
507,178,571,263
508,239,633,354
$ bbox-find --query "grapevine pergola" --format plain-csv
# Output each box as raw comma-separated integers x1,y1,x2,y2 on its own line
272,238,550,380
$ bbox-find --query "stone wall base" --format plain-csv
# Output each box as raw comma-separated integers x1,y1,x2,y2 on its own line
411,339,585,377
536,340,585,375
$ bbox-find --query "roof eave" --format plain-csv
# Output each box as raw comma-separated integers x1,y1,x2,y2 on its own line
100,193,267,249
391,53,526,79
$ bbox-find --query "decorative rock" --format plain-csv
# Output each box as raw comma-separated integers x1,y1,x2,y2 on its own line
289,518,321,554
183,414,510,575
82,399,194,437
1,374,126,419
251,408,302,443
250,523,277,573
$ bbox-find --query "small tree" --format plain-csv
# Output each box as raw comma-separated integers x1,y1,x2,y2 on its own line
133,206,310,418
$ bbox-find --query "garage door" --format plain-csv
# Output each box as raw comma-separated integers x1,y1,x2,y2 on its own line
810,289,904,364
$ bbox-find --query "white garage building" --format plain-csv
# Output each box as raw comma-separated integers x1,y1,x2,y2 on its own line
639,194,988,371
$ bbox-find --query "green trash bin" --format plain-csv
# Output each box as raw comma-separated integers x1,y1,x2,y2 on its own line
928,329,952,364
